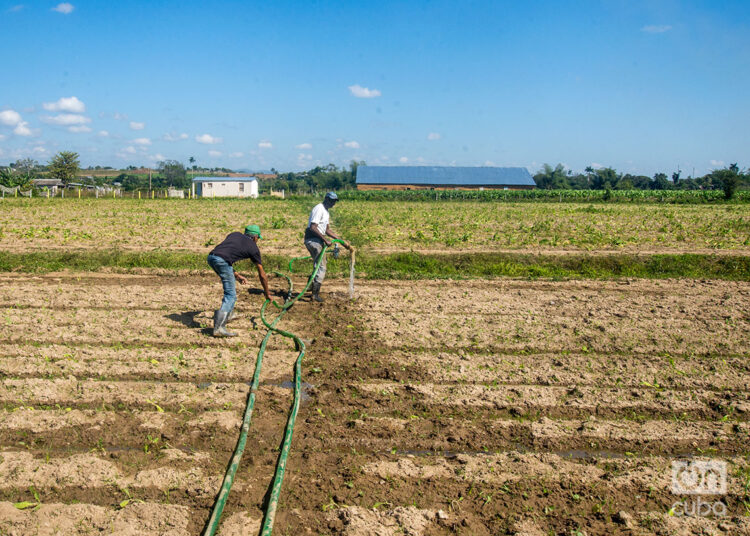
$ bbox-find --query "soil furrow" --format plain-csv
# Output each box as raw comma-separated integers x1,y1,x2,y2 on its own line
349,381,748,421
0,501,193,536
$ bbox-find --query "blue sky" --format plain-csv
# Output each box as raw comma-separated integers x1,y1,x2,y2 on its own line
1,0,748,175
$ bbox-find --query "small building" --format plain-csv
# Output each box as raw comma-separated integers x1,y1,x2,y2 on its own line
356,166,535,190
32,178,64,193
192,176,259,198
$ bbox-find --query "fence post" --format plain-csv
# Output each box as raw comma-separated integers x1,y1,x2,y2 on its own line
78,188,81,198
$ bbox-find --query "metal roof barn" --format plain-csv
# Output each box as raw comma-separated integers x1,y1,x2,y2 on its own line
355,166,535,190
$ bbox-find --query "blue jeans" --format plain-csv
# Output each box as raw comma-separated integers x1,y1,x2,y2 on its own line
207,254,236,313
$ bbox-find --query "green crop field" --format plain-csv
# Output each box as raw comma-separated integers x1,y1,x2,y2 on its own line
1,197,748,255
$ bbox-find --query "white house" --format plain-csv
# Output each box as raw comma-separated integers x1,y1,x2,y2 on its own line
192,177,259,198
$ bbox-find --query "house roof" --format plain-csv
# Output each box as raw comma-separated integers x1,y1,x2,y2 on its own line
192,176,258,183
356,166,534,186
32,178,64,186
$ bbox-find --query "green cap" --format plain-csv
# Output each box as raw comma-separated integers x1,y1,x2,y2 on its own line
244,224,262,239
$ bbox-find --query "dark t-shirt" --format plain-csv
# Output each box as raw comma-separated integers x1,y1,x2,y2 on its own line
210,232,262,266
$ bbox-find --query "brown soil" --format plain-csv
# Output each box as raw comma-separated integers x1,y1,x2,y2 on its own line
0,273,748,535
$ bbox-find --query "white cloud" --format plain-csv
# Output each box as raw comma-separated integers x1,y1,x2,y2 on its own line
641,24,672,34
258,140,273,149
590,162,603,169
8,5,24,13
295,142,312,150
348,84,381,98
129,121,145,130
98,130,109,137
344,141,360,149
14,122,33,136
68,125,91,133
152,153,165,161
399,156,408,163
133,137,151,146
123,146,137,154
0,110,22,126
427,132,441,141
0,134,6,141
42,113,90,125
163,132,188,141
710,159,725,167
52,3,74,14
114,112,128,120
298,153,313,161
43,96,85,113
208,150,222,157
484,160,496,166
196,133,222,144
32,146,47,154
229,152,244,158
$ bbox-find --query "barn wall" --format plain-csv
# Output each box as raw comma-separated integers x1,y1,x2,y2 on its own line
356,184,535,191
198,181,259,198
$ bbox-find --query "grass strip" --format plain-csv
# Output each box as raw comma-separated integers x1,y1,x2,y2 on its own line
1,250,749,281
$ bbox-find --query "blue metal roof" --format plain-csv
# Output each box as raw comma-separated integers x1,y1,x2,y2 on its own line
192,176,257,182
356,166,534,186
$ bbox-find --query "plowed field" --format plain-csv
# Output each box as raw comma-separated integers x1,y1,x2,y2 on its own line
1,272,748,535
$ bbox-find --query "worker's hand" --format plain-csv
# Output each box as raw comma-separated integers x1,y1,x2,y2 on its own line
235,273,247,284
264,292,273,301
324,239,332,248
343,240,352,251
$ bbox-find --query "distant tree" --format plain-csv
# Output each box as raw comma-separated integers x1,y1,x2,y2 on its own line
534,163,569,189
709,164,740,200
157,160,187,187
13,158,38,174
652,173,670,190
672,170,681,188
48,151,81,185
615,176,633,190
591,167,618,190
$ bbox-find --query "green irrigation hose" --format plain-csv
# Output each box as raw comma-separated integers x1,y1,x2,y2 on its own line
203,239,348,536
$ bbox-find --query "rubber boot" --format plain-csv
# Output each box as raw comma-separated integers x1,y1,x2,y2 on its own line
311,282,324,303
213,310,237,337
227,309,238,323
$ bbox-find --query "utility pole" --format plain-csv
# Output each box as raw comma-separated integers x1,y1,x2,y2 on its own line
149,168,152,192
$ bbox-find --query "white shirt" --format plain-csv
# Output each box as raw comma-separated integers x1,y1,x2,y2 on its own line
308,203,330,236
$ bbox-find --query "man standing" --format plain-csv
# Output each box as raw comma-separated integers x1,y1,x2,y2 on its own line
207,224,272,337
304,192,352,302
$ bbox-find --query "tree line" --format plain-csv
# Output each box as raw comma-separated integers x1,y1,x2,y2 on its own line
2,152,746,201
534,163,747,199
